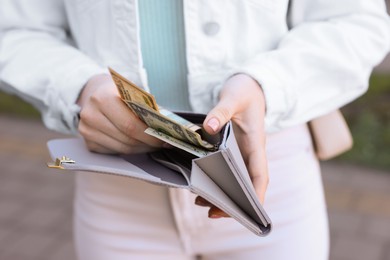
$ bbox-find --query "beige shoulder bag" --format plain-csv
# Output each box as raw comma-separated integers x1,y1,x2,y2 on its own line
308,110,353,161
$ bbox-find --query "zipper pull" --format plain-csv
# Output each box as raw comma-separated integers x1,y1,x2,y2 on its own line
47,156,75,169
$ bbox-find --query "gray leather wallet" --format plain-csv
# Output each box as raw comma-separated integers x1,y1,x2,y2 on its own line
47,113,272,236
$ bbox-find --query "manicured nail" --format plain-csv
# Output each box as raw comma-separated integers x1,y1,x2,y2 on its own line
209,213,222,219
207,118,219,132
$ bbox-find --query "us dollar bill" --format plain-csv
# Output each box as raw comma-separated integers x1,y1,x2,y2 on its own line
144,128,211,157
109,67,216,151
159,108,201,133
109,67,159,111
127,101,214,150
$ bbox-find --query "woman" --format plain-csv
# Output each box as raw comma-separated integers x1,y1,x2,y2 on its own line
1,0,389,259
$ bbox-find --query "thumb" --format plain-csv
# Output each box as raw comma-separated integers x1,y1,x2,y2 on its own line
203,102,233,135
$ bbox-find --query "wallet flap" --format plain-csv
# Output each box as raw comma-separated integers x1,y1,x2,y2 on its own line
193,124,272,235
47,138,189,188
223,125,272,225
190,163,264,236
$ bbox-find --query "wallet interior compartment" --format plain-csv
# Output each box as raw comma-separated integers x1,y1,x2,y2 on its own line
148,147,196,184
120,152,189,187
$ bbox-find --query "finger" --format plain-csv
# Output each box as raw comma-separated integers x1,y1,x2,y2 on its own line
208,206,230,218
80,121,159,154
194,197,230,218
80,107,146,147
231,118,268,204
247,146,269,204
203,99,234,135
103,99,165,148
194,196,214,207
83,140,117,154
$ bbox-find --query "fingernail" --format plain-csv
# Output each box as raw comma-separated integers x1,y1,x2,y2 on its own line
209,213,222,219
207,118,219,132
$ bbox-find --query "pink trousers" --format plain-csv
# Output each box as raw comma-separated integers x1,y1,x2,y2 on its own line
74,124,329,260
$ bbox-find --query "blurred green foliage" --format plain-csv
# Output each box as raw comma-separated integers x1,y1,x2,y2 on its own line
340,73,390,170
0,73,389,170
0,91,40,118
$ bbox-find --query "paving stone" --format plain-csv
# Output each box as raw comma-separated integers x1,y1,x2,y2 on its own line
0,198,24,223
47,239,77,260
348,171,390,194
364,216,390,241
321,162,353,185
0,178,39,199
354,193,390,217
322,162,390,193
0,232,55,259
324,186,355,210
0,227,17,248
331,234,385,260
29,180,74,205
18,205,67,231
383,243,390,260
328,210,364,236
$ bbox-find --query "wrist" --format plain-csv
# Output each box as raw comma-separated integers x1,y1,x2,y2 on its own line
77,73,112,107
221,73,266,113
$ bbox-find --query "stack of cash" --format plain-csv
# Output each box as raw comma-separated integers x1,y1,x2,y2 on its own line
109,68,214,157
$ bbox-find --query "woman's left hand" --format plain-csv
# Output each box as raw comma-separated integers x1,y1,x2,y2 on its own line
195,73,269,218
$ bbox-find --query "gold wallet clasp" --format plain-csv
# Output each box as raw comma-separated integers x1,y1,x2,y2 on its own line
47,156,75,169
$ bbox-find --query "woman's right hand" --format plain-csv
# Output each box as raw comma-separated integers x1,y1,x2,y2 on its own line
77,74,165,154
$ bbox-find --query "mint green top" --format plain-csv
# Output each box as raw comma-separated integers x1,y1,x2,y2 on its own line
138,0,191,111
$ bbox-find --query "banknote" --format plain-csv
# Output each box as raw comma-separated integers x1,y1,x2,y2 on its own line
127,101,215,150
144,128,211,158
109,68,217,151
126,101,187,140
109,67,159,111
159,108,201,133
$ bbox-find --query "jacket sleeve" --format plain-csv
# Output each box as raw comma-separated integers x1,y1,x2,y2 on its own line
0,0,106,134
221,0,390,132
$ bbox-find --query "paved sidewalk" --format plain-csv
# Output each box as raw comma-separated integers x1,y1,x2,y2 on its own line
1,115,390,260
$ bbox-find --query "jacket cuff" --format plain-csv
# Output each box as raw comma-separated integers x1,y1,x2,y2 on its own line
43,64,108,134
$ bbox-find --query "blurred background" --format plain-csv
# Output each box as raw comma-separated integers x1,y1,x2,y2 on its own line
1,4,390,260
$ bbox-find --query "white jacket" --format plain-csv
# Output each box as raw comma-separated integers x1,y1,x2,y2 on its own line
0,0,389,134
